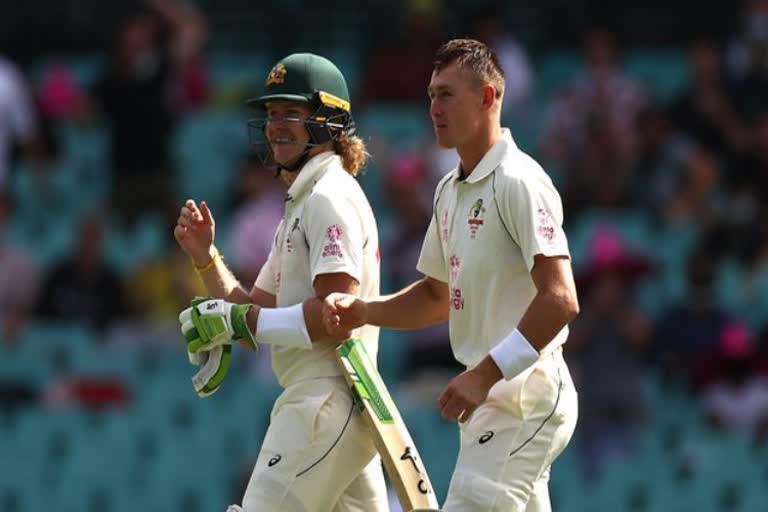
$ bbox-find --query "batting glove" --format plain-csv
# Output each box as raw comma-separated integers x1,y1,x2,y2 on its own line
179,297,258,354
192,345,232,397
181,318,232,397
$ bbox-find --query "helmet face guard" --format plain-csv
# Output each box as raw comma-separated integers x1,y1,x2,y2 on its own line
247,91,354,170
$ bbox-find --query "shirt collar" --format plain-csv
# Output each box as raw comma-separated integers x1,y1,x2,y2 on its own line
453,128,517,184
285,151,339,201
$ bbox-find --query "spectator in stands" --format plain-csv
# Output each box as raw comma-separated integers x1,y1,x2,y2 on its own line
663,145,722,227
670,38,749,161
632,108,695,219
8,114,76,240
358,0,442,105
653,243,733,387
0,55,38,188
92,0,208,226
730,111,768,206
542,28,647,175
709,111,768,275
0,193,39,343
37,63,85,121
227,155,284,286
562,113,636,217
37,214,126,332
567,227,653,481
469,7,534,116
727,0,768,114
382,152,455,380
713,220,768,332
125,240,206,331
700,322,768,446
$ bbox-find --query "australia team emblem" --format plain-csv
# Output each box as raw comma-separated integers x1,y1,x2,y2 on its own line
467,198,486,238
266,63,287,86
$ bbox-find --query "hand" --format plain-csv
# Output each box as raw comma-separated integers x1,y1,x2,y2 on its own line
437,363,500,423
179,297,257,353
322,293,368,338
174,199,216,266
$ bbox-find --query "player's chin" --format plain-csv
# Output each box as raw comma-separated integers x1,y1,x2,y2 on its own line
434,132,456,149
273,148,302,167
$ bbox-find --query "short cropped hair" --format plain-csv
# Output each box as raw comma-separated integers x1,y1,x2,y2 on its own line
433,39,505,99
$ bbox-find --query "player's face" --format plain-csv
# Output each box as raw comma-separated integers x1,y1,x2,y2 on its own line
428,62,484,149
265,101,313,166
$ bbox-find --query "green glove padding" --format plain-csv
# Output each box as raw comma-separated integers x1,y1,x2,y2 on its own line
179,297,257,354
183,317,232,397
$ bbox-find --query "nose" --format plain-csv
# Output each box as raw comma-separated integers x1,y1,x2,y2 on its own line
430,101,442,122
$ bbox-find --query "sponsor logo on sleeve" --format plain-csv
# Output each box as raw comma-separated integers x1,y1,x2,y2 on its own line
535,208,556,244
322,224,344,258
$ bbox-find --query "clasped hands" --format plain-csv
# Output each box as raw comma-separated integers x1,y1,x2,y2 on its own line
322,293,496,423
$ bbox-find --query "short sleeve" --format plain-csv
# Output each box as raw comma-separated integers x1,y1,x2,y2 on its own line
416,214,448,283
499,174,570,271
254,224,282,294
304,191,364,283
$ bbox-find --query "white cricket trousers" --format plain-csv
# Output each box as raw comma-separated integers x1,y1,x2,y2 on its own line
442,348,578,512
240,377,389,512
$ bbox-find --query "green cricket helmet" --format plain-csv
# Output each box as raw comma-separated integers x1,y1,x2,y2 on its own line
247,53,355,170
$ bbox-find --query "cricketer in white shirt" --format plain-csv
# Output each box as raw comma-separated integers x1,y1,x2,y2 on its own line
417,127,578,512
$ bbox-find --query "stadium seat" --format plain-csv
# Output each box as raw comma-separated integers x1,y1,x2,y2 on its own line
173,109,249,216
625,49,689,106
535,51,582,101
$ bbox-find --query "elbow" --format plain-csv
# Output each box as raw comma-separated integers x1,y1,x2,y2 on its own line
424,277,450,324
546,288,579,324
566,293,580,323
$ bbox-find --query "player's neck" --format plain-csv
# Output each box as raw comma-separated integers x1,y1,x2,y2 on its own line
457,122,501,178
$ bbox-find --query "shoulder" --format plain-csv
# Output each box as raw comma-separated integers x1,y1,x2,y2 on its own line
432,169,456,204
496,148,557,194
308,161,367,212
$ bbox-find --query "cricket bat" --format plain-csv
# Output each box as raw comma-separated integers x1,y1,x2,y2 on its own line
336,338,440,512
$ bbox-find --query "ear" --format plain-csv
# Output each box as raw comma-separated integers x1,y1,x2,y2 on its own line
481,84,496,110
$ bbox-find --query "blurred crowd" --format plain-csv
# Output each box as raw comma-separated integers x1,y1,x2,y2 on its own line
2,0,768,489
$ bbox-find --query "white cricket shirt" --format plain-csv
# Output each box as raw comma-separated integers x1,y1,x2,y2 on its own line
417,129,571,368
255,151,380,387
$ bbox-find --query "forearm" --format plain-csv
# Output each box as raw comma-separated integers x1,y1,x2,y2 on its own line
368,277,449,329
194,246,252,304
244,297,336,346
481,288,578,384
517,289,579,351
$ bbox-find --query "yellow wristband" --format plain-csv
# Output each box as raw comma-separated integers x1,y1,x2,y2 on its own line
194,249,219,274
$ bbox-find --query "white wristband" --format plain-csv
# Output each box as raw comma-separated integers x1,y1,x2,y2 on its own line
255,303,312,350
489,328,540,380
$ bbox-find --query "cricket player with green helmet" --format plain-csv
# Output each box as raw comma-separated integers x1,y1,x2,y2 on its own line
174,53,389,511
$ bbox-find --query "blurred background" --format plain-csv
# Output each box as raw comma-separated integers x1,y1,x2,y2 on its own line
1,0,768,510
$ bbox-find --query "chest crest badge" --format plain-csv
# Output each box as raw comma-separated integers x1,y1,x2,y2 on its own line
468,198,486,238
